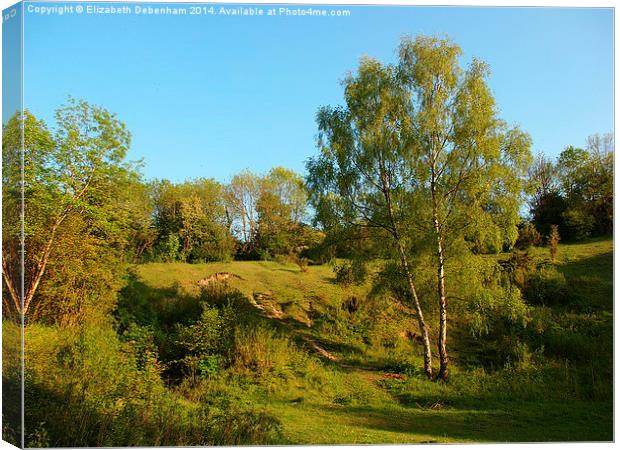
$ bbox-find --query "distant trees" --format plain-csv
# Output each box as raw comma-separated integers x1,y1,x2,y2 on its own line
528,134,613,240
226,170,261,256
143,167,314,263
150,178,235,263
307,35,531,380
255,167,310,259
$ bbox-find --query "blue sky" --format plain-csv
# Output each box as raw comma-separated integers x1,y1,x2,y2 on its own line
15,3,614,183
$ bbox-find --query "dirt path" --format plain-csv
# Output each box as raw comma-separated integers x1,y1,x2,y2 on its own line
249,290,408,388
250,291,340,362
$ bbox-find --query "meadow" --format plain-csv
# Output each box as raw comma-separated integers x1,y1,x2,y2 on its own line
130,238,614,443
5,238,610,445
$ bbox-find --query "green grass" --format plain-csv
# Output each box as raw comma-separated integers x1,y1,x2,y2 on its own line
134,260,369,309
125,238,613,443
526,237,613,311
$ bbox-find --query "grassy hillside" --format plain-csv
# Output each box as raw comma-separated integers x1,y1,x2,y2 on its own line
122,238,613,443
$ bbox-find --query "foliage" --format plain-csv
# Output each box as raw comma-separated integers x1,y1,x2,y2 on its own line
515,222,542,249
529,135,613,240
226,170,261,256
174,301,239,380
2,100,139,322
3,35,613,445
150,178,235,263
307,35,532,379
548,225,561,262
6,321,281,447
562,208,595,241
333,259,367,286
500,250,574,308
255,167,310,257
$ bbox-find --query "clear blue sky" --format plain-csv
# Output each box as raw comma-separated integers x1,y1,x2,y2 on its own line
16,3,614,183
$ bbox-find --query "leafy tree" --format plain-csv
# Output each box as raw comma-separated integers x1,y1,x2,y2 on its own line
531,191,567,237
528,153,566,236
529,153,559,199
2,99,136,321
529,136,613,240
256,167,308,257
396,35,532,379
226,170,261,256
556,146,589,204
308,35,532,380
3,111,54,318
307,54,435,378
562,208,595,241
122,177,158,262
581,134,613,235
151,179,235,263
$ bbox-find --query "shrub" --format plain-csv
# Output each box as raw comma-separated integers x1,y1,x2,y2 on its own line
521,265,571,306
16,321,283,447
501,252,573,307
174,305,227,380
333,259,367,286
233,326,307,381
548,224,561,262
515,222,542,249
562,209,595,241
153,234,180,262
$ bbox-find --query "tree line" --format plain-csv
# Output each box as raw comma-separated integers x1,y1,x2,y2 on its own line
526,135,613,244
133,167,318,264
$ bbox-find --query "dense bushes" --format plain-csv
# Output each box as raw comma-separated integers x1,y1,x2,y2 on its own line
333,259,367,286
501,251,573,306
5,320,283,447
515,222,542,249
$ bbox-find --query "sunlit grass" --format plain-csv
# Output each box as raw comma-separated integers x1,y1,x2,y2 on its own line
123,238,613,443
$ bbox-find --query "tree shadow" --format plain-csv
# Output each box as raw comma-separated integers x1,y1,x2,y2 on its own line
310,400,612,443
116,269,203,329
2,375,21,447
555,250,612,311
274,267,303,274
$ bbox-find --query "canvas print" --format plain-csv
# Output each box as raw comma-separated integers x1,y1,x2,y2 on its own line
1,1,614,447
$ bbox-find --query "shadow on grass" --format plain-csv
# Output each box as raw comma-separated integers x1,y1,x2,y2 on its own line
307,400,612,443
2,376,21,447
556,251,613,311
116,269,203,329
274,267,303,274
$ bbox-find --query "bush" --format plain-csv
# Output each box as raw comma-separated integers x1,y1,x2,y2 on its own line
14,321,283,447
174,305,228,380
153,234,180,262
501,251,572,306
562,209,595,241
515,222,542,249
333,259,367,286
233,326,308,381
548,224,561,262
171,284,256,380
